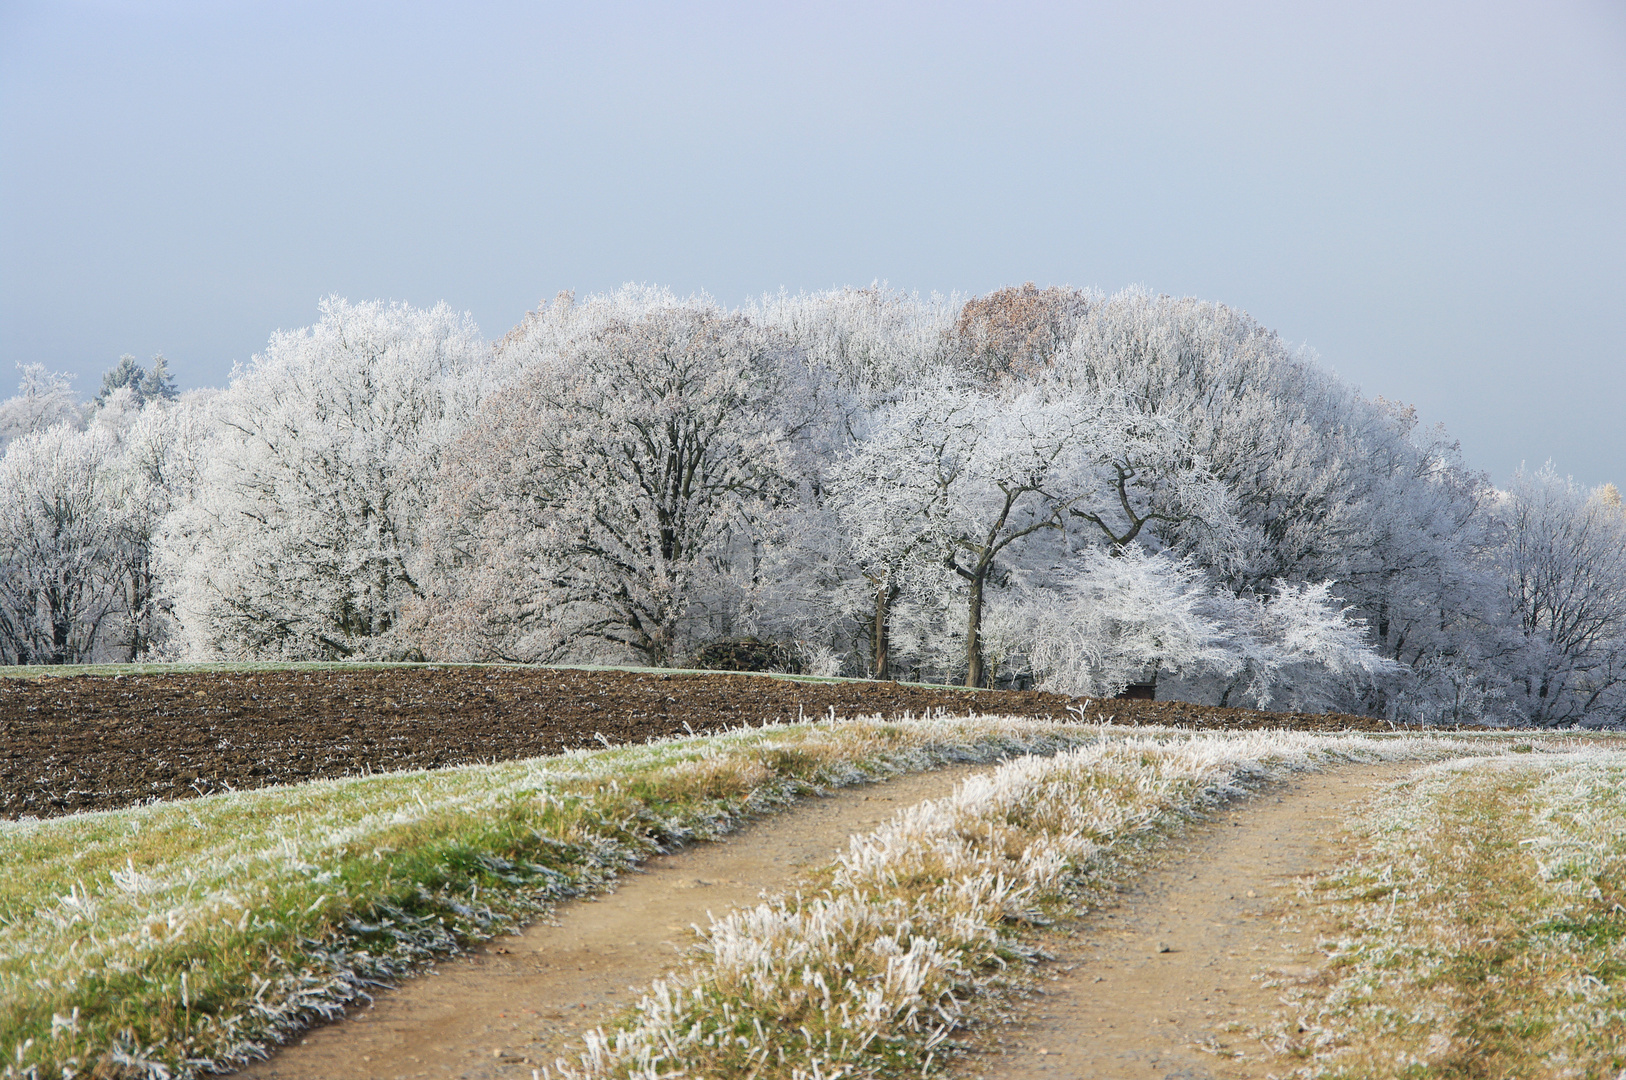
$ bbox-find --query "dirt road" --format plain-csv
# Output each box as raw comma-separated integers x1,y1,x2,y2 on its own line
958,762,1415,1080
232,759,1416,1080
232,762,996,1080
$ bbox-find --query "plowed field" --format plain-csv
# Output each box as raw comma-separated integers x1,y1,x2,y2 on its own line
1,665,1403,820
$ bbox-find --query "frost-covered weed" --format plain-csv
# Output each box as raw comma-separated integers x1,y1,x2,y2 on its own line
554,730,1500,1080
1267,747,1626,1078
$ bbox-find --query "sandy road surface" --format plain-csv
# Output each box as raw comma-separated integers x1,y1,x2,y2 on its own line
232,762,994,1080
958,762,1416,1080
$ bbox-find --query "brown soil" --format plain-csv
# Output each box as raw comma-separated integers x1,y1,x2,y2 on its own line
959,762,1415,1079
230,761,996,1080
0,665,1420,820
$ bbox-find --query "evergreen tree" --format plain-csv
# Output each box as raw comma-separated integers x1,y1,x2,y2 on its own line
96,355,146,404
139,355,179,402
95,354,180,406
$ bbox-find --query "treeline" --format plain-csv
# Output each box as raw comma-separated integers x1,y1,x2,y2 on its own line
2,284,1623,727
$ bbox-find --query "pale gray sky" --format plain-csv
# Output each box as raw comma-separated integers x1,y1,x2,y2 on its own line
2,1,1623,486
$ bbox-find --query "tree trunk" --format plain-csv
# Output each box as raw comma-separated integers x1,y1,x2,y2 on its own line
964,572,986,688
871,580,899,680
48,579,71,665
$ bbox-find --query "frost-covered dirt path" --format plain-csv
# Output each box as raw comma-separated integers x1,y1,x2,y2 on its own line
958,762,1417,1080
233,759,1415,1080
232,762,994,1080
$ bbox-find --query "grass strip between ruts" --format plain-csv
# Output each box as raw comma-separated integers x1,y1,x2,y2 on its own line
1265,747,1626,1078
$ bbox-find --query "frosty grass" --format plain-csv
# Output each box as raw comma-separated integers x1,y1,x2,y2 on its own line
1262,745,1626,1079
0,712,1595,1080
551,727,1571,1080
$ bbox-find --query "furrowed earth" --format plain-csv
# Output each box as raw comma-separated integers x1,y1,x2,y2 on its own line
1,665,1415,820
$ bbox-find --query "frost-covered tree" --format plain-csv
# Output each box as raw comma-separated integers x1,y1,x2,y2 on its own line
424,292,802,665
747,287,964,674
946,282,1092,382
1492,463,1626,726
1036,288,1493,716
1063,407,1243,569
95,353,179,407
825,374,970,679
1324,402,1502,719
0,365,214,663
103,391,222,658
96,355,146,404
986,547,1234,697
0,363,83,451
0,425,124,663
1211,580,1401,711
160,298,486,660
987,546,1397,707
944,390,1121,687
750,285,956,401
1048,289,1381,581
830,370,1116,686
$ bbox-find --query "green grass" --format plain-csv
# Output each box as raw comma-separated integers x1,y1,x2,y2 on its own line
0,713,1098,1079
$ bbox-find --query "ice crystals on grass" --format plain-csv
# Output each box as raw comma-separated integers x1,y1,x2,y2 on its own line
39,884,100,931
111,859,168,897
49,1008,79,1038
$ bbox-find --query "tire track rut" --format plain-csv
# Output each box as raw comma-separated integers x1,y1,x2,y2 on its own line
959,762,1416,1080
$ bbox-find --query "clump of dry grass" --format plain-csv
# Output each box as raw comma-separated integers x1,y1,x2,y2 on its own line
1265,747,1626,1078
553,731,1488,1080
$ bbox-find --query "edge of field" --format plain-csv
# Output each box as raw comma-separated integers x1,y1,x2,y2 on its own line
0,659,997,693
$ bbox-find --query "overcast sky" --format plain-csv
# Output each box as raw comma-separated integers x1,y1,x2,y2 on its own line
2,0,1622,487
